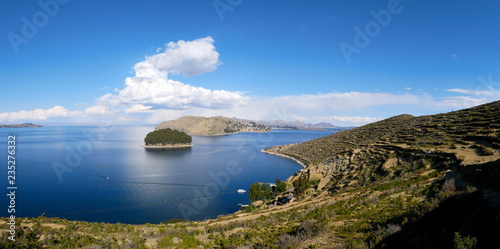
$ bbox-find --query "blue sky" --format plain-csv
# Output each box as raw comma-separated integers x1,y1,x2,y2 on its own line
1,0,499,126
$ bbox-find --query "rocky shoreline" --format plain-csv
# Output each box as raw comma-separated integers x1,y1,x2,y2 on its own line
260,149,307,168
141,144,192,149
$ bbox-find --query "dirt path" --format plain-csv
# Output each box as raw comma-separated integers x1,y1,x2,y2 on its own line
208,192,333,226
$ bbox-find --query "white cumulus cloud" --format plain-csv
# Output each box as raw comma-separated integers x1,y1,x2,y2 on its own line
443,85,500,109
124,104,154,113
84,105,113,115
292,115,308,121
137,36,221,78
0,106,82,122
98,77,248,110
98,37,248,110
274,92,424,112
446,88,500,97
318,115,382,124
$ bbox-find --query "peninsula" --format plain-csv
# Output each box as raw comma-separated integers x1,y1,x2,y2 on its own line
155,116,270,136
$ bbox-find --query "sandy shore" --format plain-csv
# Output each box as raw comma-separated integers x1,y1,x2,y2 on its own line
260,149,307,168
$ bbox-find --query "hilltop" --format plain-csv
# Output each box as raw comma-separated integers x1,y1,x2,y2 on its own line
155,116,271,136
0,123,42,128
3,101,500,248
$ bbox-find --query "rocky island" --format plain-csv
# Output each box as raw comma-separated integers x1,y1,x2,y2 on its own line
155,115,270,136
142,128,192,149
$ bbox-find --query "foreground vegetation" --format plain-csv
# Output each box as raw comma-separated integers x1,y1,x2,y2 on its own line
3,171,498,248
2,101,500,248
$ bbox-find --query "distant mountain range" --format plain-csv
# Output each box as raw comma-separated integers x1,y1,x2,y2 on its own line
0,123,42,128
256,120,352,130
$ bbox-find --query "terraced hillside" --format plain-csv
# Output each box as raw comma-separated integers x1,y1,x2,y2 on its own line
266,101,499,189
277,101,499,165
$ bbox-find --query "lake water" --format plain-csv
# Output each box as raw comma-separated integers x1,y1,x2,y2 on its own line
1,126,334,224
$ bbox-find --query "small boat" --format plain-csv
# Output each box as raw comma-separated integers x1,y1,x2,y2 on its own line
106,177,110,180
237,189,246,193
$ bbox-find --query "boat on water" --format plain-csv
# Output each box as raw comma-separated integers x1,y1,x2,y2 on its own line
237,189,246,193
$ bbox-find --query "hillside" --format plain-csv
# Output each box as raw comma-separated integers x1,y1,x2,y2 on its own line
2,102,500,248
271,100,499,169
155,116,270,136
261,100,500,247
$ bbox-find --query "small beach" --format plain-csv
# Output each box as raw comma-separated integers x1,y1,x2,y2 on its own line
261,149,307,168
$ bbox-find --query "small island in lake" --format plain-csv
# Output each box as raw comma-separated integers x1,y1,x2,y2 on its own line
142,128,192,149
0,123,42,128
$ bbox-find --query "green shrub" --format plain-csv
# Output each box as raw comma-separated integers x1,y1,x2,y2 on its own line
454,232,477,249
473,144,494,156
245,205,256,212
276,233,300,248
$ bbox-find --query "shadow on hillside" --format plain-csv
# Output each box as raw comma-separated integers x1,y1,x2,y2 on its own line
458,159,500,191
375,190,500,249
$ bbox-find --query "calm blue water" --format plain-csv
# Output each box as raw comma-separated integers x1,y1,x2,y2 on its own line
0,126,334,224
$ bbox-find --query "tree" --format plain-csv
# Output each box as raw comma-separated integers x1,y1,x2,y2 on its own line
249,182,262,202
294,175,309,196
262,182,273,200
275,178,287,193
